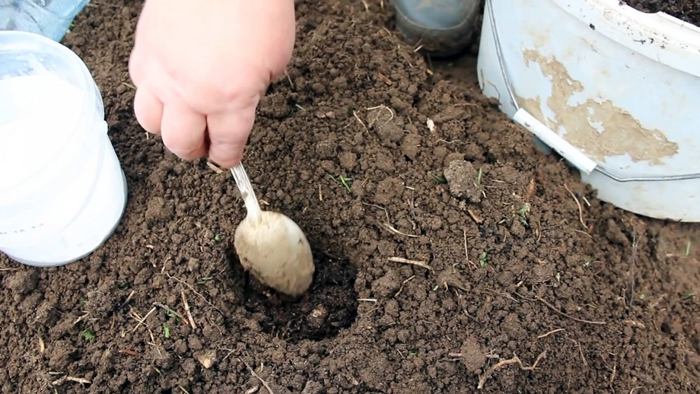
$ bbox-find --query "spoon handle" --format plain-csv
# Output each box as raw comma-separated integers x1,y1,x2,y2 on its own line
231,163,261,222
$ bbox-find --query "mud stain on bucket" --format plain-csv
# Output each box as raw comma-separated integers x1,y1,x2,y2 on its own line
515,49,678,165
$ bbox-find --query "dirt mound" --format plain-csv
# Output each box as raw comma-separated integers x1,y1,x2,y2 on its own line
1,1,698,393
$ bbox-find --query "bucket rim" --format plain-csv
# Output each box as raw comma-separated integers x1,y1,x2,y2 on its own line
551,0,700,78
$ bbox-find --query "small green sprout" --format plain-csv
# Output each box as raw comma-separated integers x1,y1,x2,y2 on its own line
214,234,221,243
339,175,352,192
479,249,490,268
516,203,531,224
167,310,181,323
329,174,352,191
681,292,695,300
163,324,171,338
80,329,94,340
429,172,447,184
685,241,691,256
476,168,483,186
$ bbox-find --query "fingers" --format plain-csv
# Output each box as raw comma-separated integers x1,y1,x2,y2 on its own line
133,86,164,135
127,45,145,88
130,41,255,167
160,101,208,161
206,103,257,169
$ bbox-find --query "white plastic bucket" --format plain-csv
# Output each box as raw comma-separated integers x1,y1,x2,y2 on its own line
477,0,700,222
0,30,127,266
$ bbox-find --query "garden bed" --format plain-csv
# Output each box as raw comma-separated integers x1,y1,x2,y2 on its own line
1,0,698,393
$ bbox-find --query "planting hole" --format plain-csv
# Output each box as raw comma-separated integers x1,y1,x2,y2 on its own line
242,250,358,343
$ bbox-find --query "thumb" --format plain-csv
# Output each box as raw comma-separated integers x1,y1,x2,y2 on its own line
206,102,257,169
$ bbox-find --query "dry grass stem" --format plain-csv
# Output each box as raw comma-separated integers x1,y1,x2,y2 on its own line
537,328,564,339
366,105,395,127
240,358,275,394
362,201,419,237
283,70,294,89
132,306,157,333
477,351,547,389
536,296,606,325
119,290,135,310
610,359,617,385
66,376,91,384
382,221,419,238
464,228,477,269
181,290,197,330
352,110,368,132
624,320,646,329
221,348,236,362
395,275,416,297
627,231,640,305
572,339,588,367
564,184,586,229
377,72,393,85
72,312,89,325
52,376,91,386
468,209,484,224
167,274,222,314
153,302,186,321
206,161,224,174
388,257,432,271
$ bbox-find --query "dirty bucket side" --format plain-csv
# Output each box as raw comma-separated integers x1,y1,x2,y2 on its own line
476,0,700,222
0,31,127,266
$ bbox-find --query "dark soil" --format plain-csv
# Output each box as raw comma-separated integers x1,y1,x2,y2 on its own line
625,0,700,26
1,1,699,393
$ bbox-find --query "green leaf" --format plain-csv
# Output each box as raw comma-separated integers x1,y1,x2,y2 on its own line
80,329,94,340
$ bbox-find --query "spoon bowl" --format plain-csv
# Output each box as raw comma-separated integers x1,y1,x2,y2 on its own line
231,164,315,297
234,210,314,297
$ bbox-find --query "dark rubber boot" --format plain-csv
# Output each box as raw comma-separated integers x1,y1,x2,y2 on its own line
394,0,480,57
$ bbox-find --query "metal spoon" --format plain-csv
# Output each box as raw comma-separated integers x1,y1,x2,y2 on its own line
230,163,315,297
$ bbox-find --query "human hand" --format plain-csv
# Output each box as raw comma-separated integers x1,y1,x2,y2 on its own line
128,0,296,169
